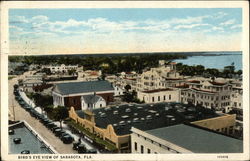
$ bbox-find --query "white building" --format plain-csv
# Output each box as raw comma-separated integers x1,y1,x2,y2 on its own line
131,124,243,154
137,88,179,103
81,95,106,110
78,70,102,81
22,79,43,92
46,64,78,74
137,62,183,91
178,80,232,110
230,81,242,110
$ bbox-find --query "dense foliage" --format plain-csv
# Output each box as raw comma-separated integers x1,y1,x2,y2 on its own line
9,54,187,74
176,63,242,78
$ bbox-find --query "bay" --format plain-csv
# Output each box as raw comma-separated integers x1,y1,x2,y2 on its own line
174,52,242,71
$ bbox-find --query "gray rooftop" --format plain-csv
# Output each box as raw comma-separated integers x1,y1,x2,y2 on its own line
53,80,114,95
146,124,243,153
76,102,219,135
9,122,54,154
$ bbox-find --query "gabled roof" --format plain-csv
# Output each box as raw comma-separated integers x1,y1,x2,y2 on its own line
146,124,243,153
53,80,114,95
82,95,104,104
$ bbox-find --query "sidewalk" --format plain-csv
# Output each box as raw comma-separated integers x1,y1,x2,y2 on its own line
17,83,99,153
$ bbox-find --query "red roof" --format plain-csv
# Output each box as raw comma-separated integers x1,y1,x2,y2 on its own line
175,84,189,88
188,80,200,83
125,78,136,81
209,81,226,86
142,88,173,93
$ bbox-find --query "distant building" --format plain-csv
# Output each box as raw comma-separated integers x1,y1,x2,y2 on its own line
22,79,43,92
46,64,78,74
131,124,242,154
137,88,179,103
52,80,114,110
230,81,242,110
178,80,232,110
137,62,183,91
78,70,102,81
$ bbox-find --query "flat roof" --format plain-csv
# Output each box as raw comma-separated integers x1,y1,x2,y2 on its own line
76,102,219,136
146,124,243,153
9,122,54,154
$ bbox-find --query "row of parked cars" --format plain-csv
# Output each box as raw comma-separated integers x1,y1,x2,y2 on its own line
14,87,74,144
73,141,97,154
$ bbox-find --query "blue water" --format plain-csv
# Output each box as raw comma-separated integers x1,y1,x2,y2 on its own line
174,52,242,71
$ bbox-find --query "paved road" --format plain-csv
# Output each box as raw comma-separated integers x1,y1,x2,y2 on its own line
8,73,76,154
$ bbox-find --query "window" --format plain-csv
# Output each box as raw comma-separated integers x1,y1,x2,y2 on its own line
100,104,102,107
147,149,151,153
134,142,137,151
152,97,154,102
158,96,160,101
169,95,171,100
141,145,144,153
164,95,166,100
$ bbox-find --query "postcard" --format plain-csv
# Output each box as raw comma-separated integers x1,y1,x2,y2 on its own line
1,1,249,161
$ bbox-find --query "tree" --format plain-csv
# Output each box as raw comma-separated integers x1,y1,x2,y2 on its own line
53,106,69,129
124,84,131,92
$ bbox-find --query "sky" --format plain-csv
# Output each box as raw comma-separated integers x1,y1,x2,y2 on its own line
9,8,242,54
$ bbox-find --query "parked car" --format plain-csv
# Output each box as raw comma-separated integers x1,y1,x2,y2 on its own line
73,141,81,150
52,127,61,133
77,144,87,153
55,129,65,137
59,132,69,139
61,134,74,144
46,122,57,129
87,149,97,154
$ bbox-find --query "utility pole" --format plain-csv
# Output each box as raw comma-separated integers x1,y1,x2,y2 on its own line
12,100,16,121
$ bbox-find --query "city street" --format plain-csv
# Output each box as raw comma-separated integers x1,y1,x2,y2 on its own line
8,73,76,154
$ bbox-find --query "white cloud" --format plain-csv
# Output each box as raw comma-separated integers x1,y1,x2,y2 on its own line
169,15,210,25
174,23,210,30
9,25,23,31
231,24,242,29
220,19,236,26
212,26,224,31
214,12,228,19
31,15,49,23
10,16,29,24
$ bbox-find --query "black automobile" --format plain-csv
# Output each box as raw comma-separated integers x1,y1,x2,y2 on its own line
77,144,87,153
61,134,74,144
73,141,81,150
42,119,53,126
47,123,57,130
86,149,97,154
29,109,38,117
59,132,69,139
21,150,30,154
55,129,65,137
52,126,61,133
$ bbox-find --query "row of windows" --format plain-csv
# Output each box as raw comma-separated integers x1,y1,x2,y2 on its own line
134,133,179,154
134,142,156,154
150,95,171,102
